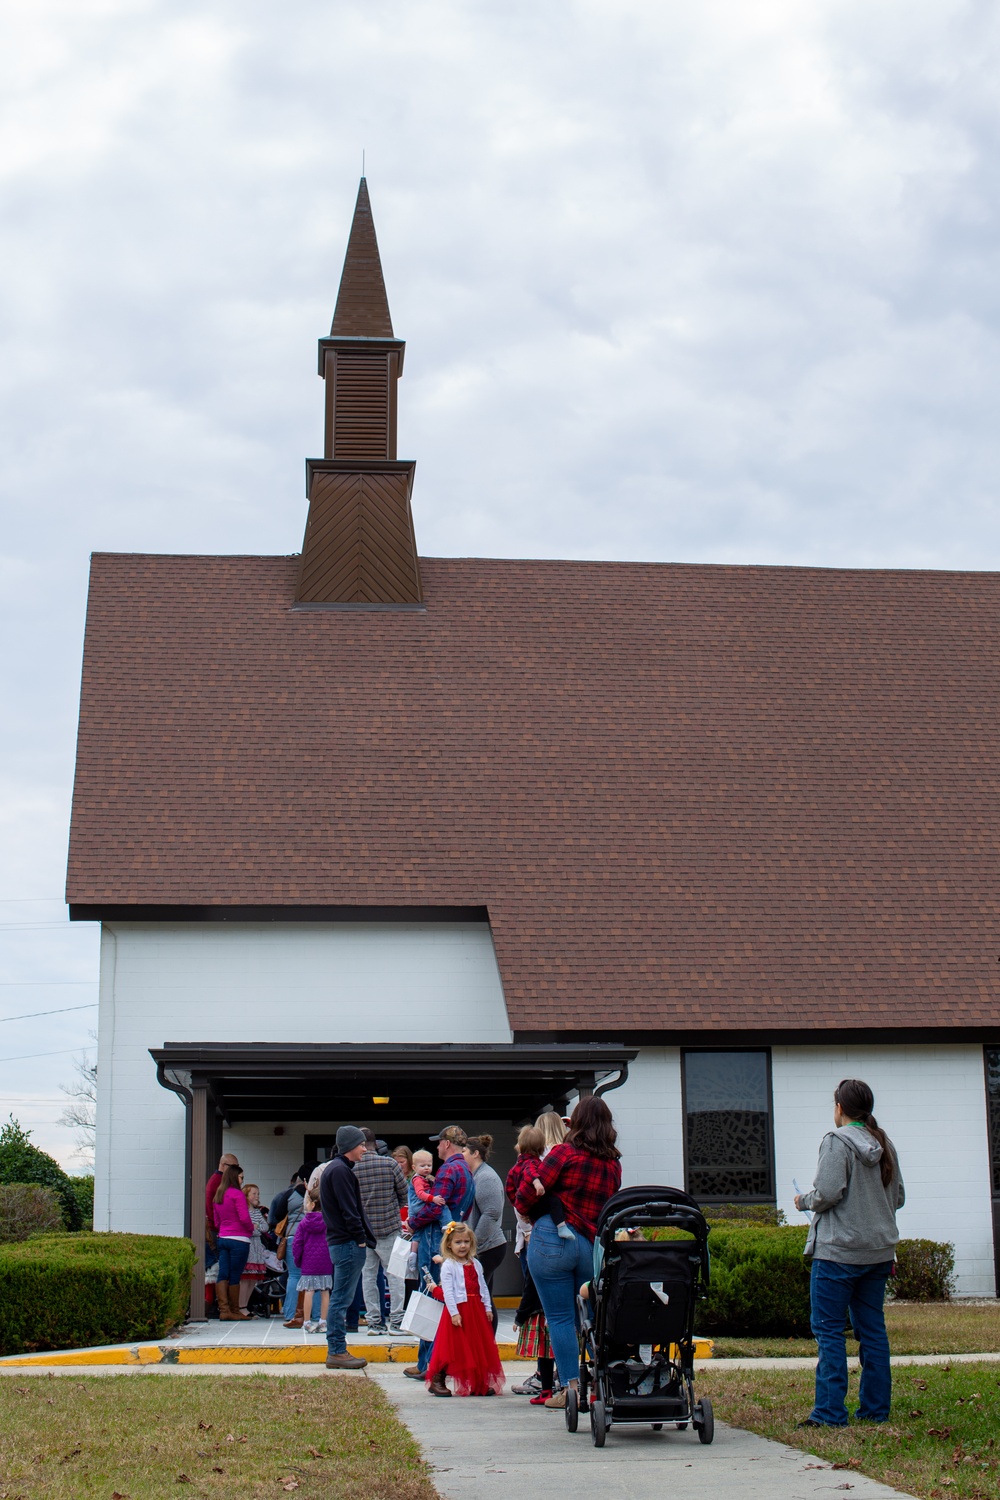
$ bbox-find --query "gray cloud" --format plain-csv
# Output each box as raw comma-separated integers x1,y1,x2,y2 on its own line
2,0,999,1158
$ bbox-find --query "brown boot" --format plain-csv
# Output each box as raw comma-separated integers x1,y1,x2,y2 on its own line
216,1280,233,1320
428,1372,451,1397
228,1283,248,1320
325,1351,368,1369
283,1291,306,1329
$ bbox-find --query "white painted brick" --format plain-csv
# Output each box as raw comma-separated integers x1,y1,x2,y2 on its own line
95,922,510,1236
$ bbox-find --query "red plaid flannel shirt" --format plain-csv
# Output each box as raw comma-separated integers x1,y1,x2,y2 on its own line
513,1142,622,1240
505,1153,541,1207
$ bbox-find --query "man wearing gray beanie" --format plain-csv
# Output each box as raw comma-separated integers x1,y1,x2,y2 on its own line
319,1125,376,1368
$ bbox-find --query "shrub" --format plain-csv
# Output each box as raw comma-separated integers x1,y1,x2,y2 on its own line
704,1203,788,1226
0,1233,196,1356
71,1175,95,1231
891,1239,955,1301
0,1184,63,1243
0,1118,81,1230
695,1224,811,1337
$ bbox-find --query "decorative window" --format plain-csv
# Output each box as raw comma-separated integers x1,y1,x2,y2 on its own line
986,1048,1000,1195
682,1049,774,1202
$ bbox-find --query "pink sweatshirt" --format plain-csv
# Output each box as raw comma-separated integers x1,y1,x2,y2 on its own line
213,1187,253,1240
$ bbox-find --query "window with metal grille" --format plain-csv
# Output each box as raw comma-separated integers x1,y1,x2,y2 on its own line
681,1049,775,1202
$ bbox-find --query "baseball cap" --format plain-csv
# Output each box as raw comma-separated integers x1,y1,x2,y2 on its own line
429,1125,468,1146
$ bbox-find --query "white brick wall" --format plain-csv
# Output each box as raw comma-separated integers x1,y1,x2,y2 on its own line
772,1044,996,1296
611,1047,684,1191
94,922,510,1235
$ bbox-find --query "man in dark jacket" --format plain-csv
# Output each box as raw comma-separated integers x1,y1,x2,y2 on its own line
319,1125,376,1369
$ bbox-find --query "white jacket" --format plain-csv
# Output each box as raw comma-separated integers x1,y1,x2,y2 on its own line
440,1257,492,1317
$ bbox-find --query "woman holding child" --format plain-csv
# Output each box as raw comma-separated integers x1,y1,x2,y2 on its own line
515,1096,622,1410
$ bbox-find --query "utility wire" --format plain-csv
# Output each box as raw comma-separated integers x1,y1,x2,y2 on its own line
0,1003,98,1023
0,1047,88,1064
0,981,97,987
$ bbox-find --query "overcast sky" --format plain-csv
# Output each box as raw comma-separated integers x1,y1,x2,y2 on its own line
2,0,999,1166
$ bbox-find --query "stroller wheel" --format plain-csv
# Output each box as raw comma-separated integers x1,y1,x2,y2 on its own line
651,1423,663,1431
675,1422,688,1430
565,1386,579,1433
590,1397,607,1447
695,1397,714,1445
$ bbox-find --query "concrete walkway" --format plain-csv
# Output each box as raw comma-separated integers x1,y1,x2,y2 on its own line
368,1362,920,1500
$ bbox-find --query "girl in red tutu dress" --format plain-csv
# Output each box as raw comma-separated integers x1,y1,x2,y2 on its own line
426,1223,505,1398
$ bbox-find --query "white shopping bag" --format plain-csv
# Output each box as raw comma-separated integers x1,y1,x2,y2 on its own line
400,1290,443,1342
388,1234,412,1282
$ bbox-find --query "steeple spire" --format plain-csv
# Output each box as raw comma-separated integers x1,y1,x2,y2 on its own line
330,178,394,338
295,179,422,607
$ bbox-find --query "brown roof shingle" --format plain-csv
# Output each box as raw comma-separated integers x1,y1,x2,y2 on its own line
67,553,1000,1034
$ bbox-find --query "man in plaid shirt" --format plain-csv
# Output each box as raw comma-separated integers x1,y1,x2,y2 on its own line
355,1129,408,1334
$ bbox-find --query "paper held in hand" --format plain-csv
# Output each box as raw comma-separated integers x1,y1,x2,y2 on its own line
400,1290,443,1342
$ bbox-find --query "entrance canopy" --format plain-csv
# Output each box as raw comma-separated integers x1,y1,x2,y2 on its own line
151,1041,636,1125
151,1041,636,1315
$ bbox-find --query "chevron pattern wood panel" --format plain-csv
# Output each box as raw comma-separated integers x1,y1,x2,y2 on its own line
296,469,422,604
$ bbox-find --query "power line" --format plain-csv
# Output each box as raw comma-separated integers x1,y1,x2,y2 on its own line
0,1047,88,1065
0,922,94,930
0,1003,98,1023
0,897,66,904
0,981,97,987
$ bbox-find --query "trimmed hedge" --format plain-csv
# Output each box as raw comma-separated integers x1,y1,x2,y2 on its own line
697,1224,812,1337
890,1238,955,1302
652,1223,957,1335
0,1233,196,1356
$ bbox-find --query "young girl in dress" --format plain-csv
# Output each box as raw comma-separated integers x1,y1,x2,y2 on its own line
426,1222,505,1398
289,1189,334,1332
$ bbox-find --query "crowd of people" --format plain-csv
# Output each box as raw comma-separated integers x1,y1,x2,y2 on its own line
204,1077,904,1423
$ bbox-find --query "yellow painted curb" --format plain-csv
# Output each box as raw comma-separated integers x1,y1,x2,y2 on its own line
2,1342,527,1368
2,1337,712,1368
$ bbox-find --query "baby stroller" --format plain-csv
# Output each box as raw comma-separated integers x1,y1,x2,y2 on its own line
247,1271,288,1319
572,1185,713,1447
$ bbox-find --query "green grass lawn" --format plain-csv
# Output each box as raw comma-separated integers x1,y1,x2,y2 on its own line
710,1301,1000,1358
700,1361,1000,1500
0,1374,437,1500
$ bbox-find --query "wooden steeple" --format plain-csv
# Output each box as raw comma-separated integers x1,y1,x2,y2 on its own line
296,179,422,606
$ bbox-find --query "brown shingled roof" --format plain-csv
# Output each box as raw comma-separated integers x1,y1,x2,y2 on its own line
67,553,1000,1034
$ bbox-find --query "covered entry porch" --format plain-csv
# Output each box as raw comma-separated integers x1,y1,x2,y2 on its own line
151,1042,636,1312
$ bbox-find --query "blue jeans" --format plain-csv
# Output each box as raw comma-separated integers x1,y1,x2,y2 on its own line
809,1259,893,1425
526,1215,593,1385
416,1222,443,1373
326,1242,367,1354
283,1243,302,1320
217,1238,250,1284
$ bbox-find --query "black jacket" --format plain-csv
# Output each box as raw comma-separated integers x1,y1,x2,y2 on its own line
319,1155,376,1247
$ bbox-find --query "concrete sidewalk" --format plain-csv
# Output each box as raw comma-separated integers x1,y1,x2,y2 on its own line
368,1362,919,1500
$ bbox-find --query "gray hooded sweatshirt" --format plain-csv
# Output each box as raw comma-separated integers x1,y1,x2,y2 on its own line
801,1125,904,1264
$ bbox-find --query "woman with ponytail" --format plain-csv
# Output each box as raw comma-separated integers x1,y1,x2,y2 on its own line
794,1079,905,1428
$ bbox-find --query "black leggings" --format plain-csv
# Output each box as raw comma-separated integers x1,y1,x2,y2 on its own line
477,1243,507,1333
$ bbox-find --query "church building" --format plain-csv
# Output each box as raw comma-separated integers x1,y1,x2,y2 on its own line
67,180,1000,1307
